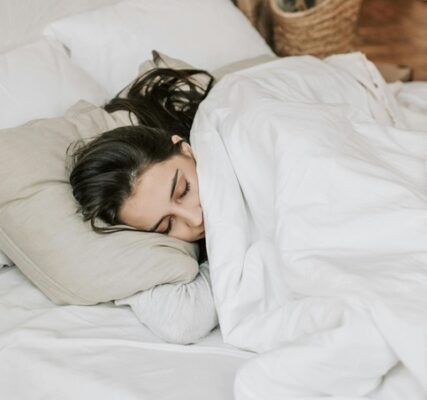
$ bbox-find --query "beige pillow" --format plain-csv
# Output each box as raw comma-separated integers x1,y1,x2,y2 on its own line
143,50,278,84
212,54,278,80
0,101,199,305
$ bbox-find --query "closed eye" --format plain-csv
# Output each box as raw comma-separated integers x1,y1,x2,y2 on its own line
180,181,191,199
163,181,191,234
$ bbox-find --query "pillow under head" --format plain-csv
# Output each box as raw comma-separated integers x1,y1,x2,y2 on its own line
0,101,199,305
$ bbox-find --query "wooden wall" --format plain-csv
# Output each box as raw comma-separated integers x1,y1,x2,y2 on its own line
236,0,427,81
356,0,427,81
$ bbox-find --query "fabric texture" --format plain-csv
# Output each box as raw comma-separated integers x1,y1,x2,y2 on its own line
0,253,13,268
115,262,218,344
390,81,427,132
0,266,251,400
190,52,427,398
0,38,108,129
212,54,278,80
43,0,273,97
0,101,199,305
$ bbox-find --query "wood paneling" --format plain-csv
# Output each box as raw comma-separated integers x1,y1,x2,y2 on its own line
355,0,427,81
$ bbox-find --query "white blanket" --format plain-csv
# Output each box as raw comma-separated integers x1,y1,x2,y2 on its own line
190,53,427,399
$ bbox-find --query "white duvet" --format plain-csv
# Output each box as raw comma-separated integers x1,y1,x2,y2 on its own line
190,53,427,399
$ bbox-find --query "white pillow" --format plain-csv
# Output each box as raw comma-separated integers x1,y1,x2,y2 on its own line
0,38,109,129
115,262,218,344
44,0,273,97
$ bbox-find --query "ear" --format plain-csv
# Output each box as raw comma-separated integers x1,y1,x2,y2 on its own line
171,134,183,144
171,134,193,158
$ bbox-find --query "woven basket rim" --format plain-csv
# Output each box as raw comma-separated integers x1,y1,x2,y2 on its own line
269,0,341,19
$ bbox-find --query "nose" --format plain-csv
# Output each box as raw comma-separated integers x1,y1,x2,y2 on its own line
175,204,203,228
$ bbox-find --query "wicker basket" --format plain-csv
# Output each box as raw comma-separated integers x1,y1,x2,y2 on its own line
269,0,363,57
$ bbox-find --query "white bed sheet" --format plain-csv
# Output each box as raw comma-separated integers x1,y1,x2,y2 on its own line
0,266,253,400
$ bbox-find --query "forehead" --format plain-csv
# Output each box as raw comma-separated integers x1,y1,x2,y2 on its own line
135,159,175,192
119,154,191,228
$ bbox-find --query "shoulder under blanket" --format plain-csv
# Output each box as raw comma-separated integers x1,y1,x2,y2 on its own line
190,53,427,398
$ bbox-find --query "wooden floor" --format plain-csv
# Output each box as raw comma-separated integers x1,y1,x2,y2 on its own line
355,0,427,81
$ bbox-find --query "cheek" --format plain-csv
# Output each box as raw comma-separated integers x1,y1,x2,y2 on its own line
188,171,200,199
170,229,191,242
171,220,199,241
118,202,140,228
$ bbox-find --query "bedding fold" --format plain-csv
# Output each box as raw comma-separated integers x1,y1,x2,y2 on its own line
190,52,427,398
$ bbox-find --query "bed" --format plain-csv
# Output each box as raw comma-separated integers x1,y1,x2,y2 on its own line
1,1,427,399
0,1,271,398
0,265,254,399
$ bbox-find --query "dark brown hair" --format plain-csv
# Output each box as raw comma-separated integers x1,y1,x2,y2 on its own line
105,68,214,141
68,125,185,233
67,68,214,263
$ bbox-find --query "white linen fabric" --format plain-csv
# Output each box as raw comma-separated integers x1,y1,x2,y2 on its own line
43,0,273,97
396,81,427,113
0,266,252,400
190,52,427,398
115,262,219,344
0,38,108,129
391,81,427,132
0,252,13,268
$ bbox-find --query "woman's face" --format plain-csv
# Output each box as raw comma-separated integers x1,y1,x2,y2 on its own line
118,135,205,242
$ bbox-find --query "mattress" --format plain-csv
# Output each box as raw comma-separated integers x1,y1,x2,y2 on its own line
0,266,253,399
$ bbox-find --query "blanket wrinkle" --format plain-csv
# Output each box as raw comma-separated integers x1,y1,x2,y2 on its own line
191,53,427,398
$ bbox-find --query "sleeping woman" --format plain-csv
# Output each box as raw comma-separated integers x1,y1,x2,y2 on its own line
67,68,217,344
68,55,427,395
68,68,213,261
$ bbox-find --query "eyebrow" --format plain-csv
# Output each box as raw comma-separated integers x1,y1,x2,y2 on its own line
148,168,179,232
